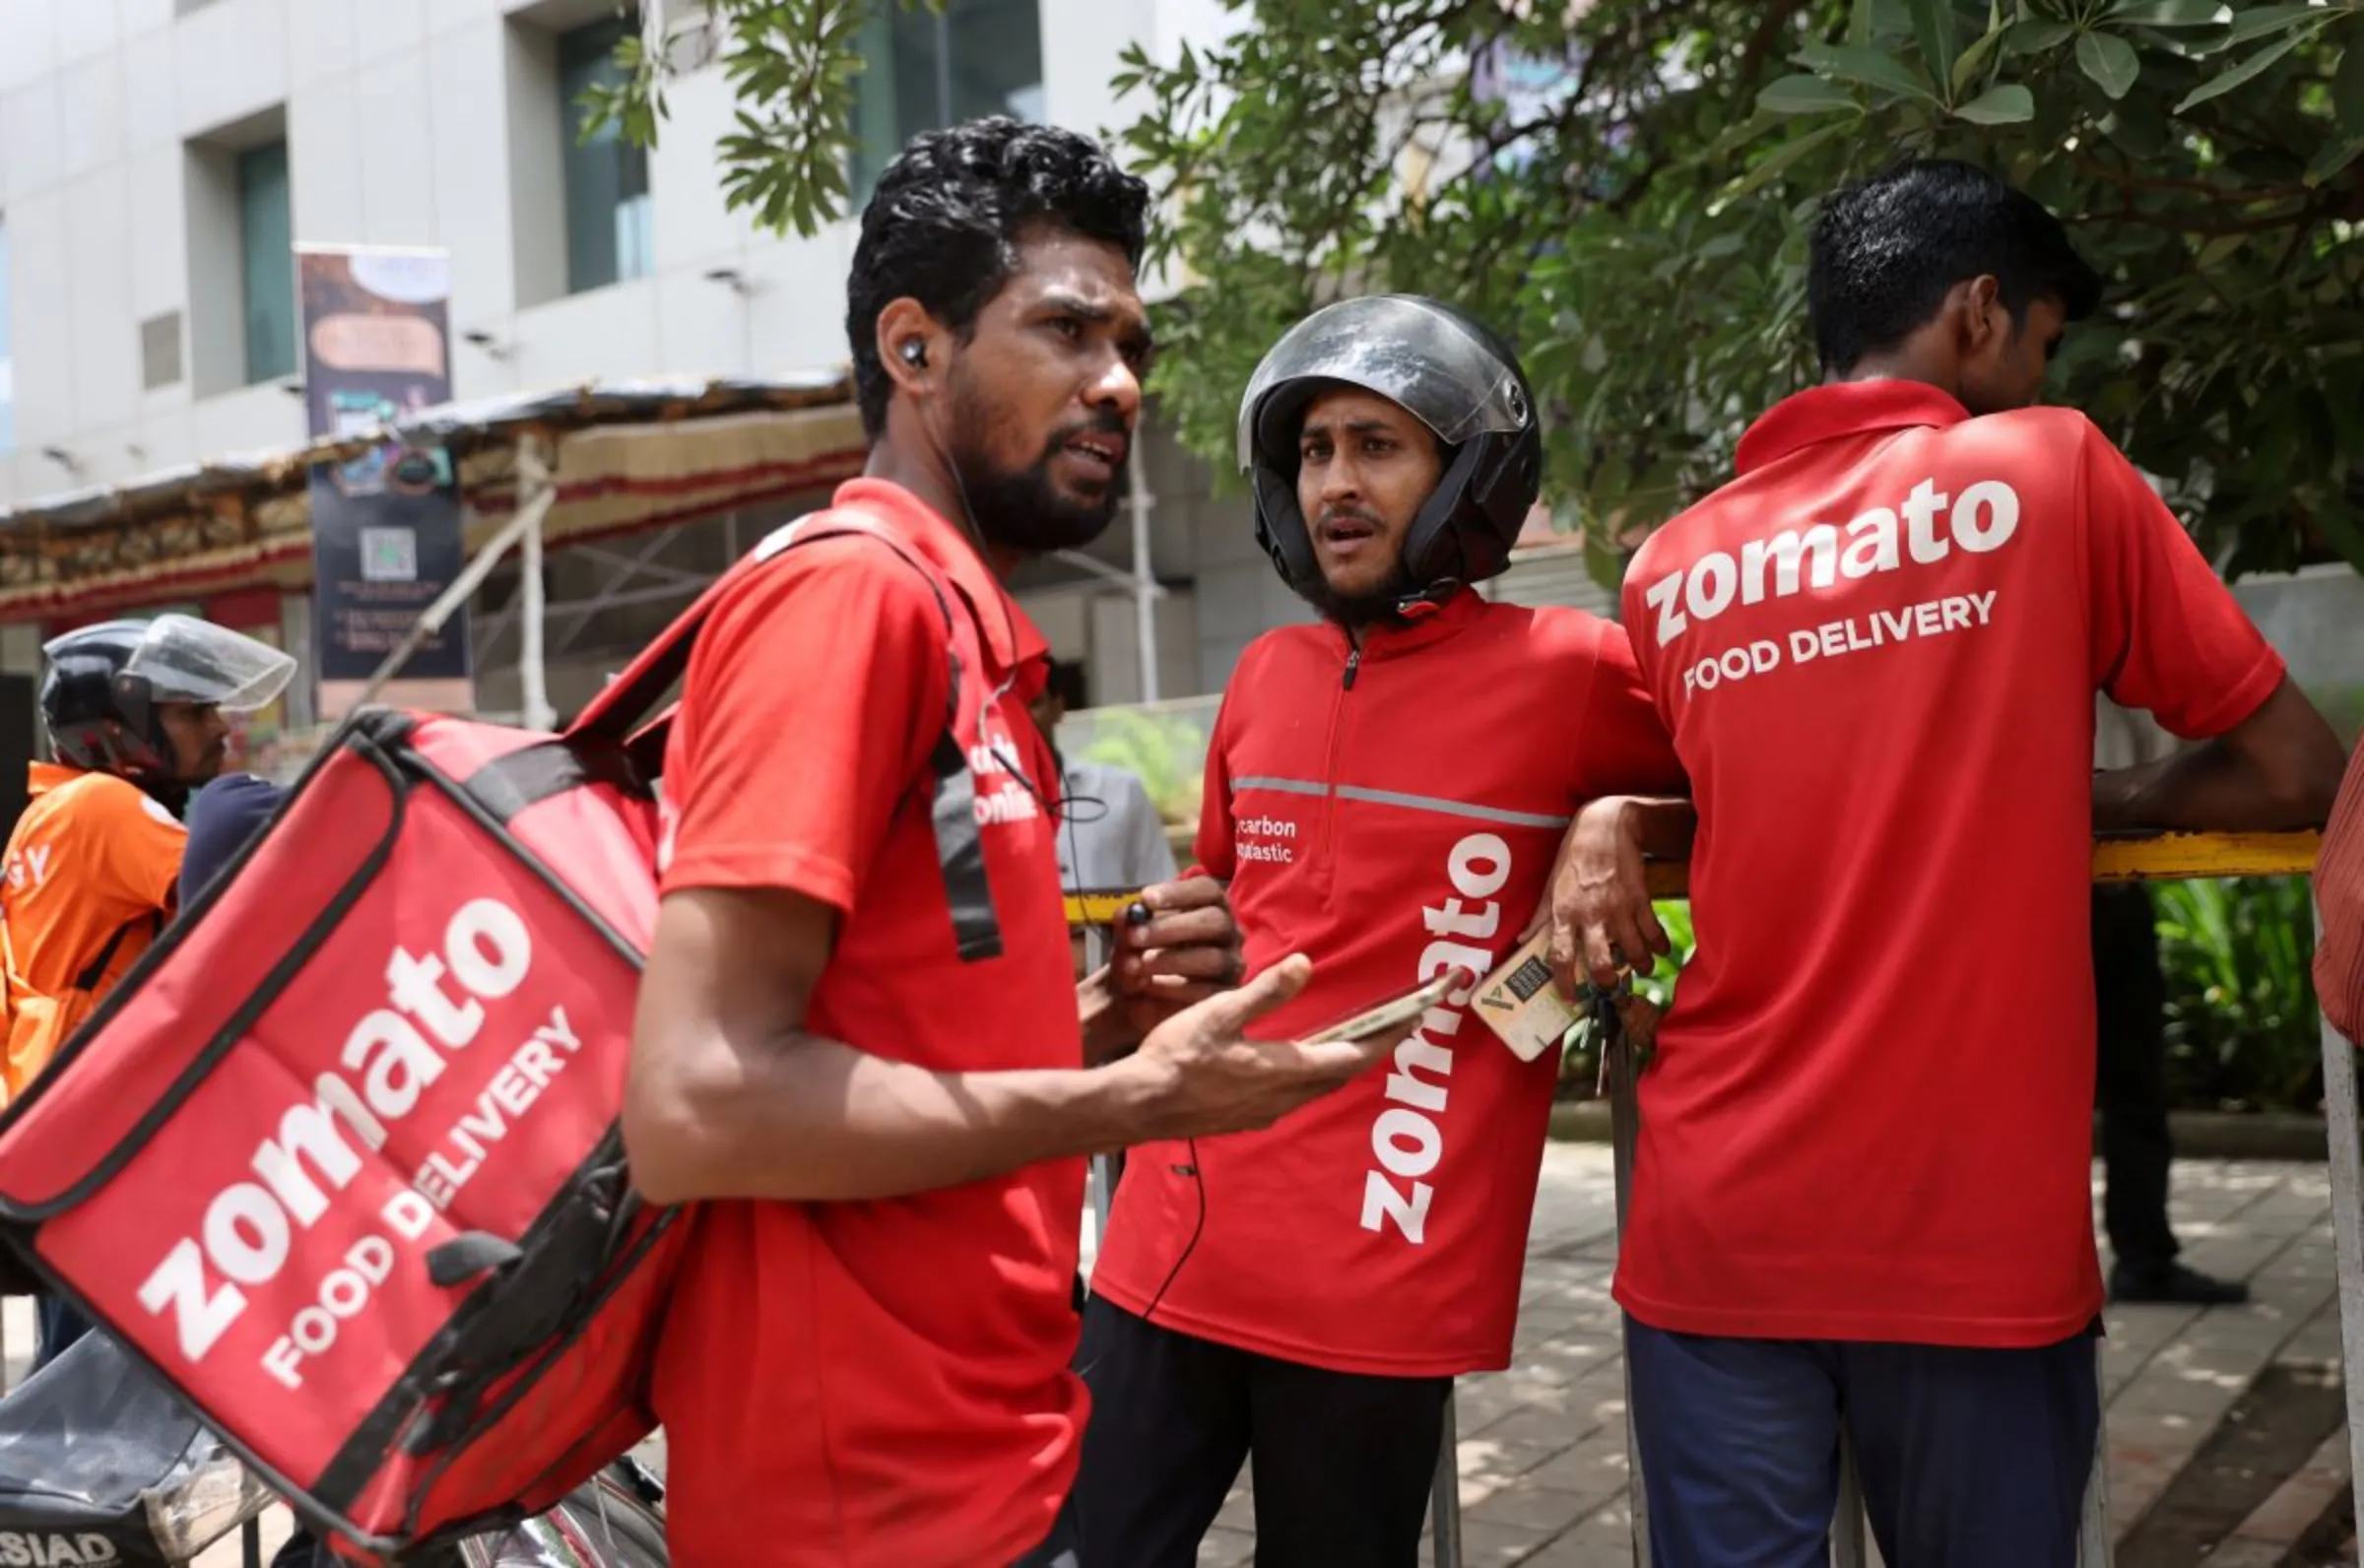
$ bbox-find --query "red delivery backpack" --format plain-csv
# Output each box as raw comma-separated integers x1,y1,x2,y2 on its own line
0,511,1006,1563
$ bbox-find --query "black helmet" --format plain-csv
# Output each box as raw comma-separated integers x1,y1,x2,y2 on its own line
1237,294,1543,605
39,615,296,784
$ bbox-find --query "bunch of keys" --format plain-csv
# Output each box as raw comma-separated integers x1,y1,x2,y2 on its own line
1589,962,1665,1095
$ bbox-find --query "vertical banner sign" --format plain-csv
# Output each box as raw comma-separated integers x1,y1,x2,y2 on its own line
300,245,475,723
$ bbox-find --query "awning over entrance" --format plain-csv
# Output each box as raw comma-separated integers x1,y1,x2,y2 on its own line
0,372,866,623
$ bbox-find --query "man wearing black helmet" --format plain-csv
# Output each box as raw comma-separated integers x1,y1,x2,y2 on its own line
1073,295,1687,1566
1,613,294,1366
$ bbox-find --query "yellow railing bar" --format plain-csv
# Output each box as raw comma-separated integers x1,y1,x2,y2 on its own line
1639,827,2325,900
1065,829,2325,929
1063,890,1146,929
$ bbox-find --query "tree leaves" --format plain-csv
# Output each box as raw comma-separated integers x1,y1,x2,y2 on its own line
1794,39,1941,101
1951,24,2009,95
2219,3,2331,50
2005,18,2076,53
2106,0,2228,27
1905,0,1960,83
1954,82,2036,120
2176,29,2313,110
2077,31,2142,98
2336,25,2364,134
1759,74,1862,113
2307,133,2364,186
1711,122,1852,211
607,0,2363,582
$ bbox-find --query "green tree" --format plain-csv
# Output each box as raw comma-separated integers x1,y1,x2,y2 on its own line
596,0,2364,582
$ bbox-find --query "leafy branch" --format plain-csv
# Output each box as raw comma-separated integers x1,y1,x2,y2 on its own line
596,0,2364,580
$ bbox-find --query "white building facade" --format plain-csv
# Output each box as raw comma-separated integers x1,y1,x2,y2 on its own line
0,0,1619,760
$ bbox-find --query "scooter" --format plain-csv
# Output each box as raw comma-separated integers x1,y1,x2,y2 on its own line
0,1329,667,1568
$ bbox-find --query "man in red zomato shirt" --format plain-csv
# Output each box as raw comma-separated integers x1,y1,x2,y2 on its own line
621,118,1415,1568
1072,295,1686,1567
1543,159,2348,1566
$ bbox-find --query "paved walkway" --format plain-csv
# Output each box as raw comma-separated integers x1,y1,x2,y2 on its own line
1188,1146,2342,1568
0,1146,2339,1567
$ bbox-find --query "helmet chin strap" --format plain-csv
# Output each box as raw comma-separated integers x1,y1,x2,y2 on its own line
1396,438,1487,591
1390,577,1466,621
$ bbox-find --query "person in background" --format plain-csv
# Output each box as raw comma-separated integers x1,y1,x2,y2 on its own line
1,615,293,1369
1031,670,1179,902
173,769,317,1568
2093,697,2250,1305
1542,158,2347,1566
1072,294,1687,1568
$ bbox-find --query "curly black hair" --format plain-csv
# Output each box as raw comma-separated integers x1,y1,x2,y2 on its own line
845,116,1151,438
1808,158,2102,376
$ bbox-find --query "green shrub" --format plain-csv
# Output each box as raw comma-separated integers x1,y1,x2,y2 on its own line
1551,882,2327,1114
1540,878,2330,1114
1072,709,1208,829
2153,877,2324,1113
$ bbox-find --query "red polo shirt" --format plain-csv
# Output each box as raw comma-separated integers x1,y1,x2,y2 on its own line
1615,381,2285,1347
649,478,1086,1566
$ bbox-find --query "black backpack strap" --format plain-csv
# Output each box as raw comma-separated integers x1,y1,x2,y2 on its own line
73,908,164,994
477,514,1003,962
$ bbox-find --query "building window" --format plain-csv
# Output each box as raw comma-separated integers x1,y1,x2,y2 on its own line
558,14,653,294
237,139,295,384
852,0,1045,196
0,215,13,455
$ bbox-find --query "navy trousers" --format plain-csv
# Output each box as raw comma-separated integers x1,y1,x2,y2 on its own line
1624,1316,2099,1568
32,1293,94,1372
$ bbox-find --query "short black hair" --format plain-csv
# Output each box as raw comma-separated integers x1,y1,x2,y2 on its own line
1806,158,2103,375
845,116,1151,438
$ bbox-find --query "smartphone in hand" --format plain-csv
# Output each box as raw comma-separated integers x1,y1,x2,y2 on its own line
1296,967,1471,1046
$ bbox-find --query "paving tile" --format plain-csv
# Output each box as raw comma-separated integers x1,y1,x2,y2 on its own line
2227,1462,2349,1547
1197,1524,1256,1567
1479,1402,1612,1454
2278,1295,2349,1364
1466,1480,1605,1536
1419,1517,1553,1566
1518,1438,1634,1512
2105,1401,2215,1455
1521,1535,1641,1568
2200,1543,2289,1568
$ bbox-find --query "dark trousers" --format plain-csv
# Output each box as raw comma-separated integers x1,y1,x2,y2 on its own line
32,1293,93,1372
1069,1296,1450,1568
1011,1494,1082,1568
267,1534,321,1568
1625,1317,2100,1568
2093,883,2178,1272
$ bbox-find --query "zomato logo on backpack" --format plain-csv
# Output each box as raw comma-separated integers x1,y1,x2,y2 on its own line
135,893,589,1393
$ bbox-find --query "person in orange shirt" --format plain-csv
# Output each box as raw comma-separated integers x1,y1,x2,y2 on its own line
0,613,293,1367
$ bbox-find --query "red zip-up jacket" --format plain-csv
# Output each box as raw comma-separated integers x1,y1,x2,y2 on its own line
1089,589,1686,1375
